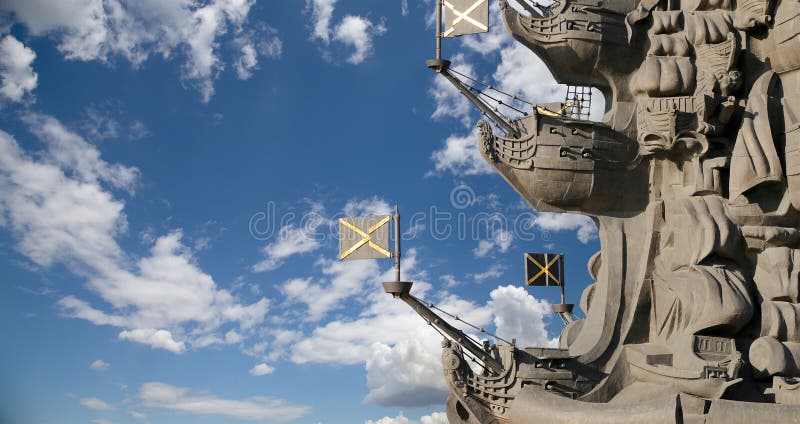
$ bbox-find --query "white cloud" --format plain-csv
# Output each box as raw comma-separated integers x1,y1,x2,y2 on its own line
529,212,598,243
0,0,280,102
139,382,311,422
420,412,449,424
428,54,474,127
306,0,386,64
282,256,380,322
129,411,147,420
473,229,513,258
118,328,186,354
343,196,393,216
0,115,270,353
81,106,120,141
128,120,149,140
81,397,114,410
492,42,563,108
0,35,37,103
364,339,449,407
488,285,556,347
366,412,448,424
225,329,243,344
252,225,321,272
308,0,337,43
289,256,465,366
235,42,258,79
23,113,139,192
401,0,409,16
90,359,109,371
249,363,275,376
366,413,412,424
333,15,387,65
91,419,113,424
460,0,508,55
428,129,493,176
468,263,504,283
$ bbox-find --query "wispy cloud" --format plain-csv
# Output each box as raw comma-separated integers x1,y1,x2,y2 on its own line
90,359,109,371
139,382,310,422
0,35,37,104
80,397,114,410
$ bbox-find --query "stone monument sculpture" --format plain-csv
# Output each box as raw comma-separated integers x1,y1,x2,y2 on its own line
382,0,800,421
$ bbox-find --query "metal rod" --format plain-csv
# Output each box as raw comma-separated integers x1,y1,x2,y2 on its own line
440,69,520,138
436,0,442,60
395,205,401,282
545,253,550,286
560,253,566,304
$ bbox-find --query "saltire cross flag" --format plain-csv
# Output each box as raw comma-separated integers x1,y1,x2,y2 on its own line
339,215,393,260
442,0,490,38
525,253,564,286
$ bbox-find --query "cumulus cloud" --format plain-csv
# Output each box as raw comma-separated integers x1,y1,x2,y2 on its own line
252,225,322,272
428,129,493,176
366,412,448,424
90,359,110,371
529,212,598,243
488,285,556,347
306,0,386,64
80,397,114,410
365,339,449,407
139,382,310,422
118,328,186,353
420,412,449,424
0,0,281,102
333,15,387,65
249,363,275,376
0,115,270,353
0,35,37,103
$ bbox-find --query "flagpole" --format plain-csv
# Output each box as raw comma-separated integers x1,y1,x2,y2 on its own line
436,0,442,60
560,253,565,304
395,205,401,282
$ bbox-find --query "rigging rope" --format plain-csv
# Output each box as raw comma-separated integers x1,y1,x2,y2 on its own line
450,67,535,106
472,86,529,116
410,294,515,346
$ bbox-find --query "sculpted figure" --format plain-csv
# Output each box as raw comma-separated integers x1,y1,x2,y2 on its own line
418,0,800,421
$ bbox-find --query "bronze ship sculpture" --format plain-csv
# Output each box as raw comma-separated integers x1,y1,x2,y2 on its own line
384,0,800,421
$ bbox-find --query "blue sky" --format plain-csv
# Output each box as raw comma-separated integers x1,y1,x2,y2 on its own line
0,1,601,423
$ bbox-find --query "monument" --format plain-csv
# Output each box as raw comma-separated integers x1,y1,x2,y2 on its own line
380,0,800,421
